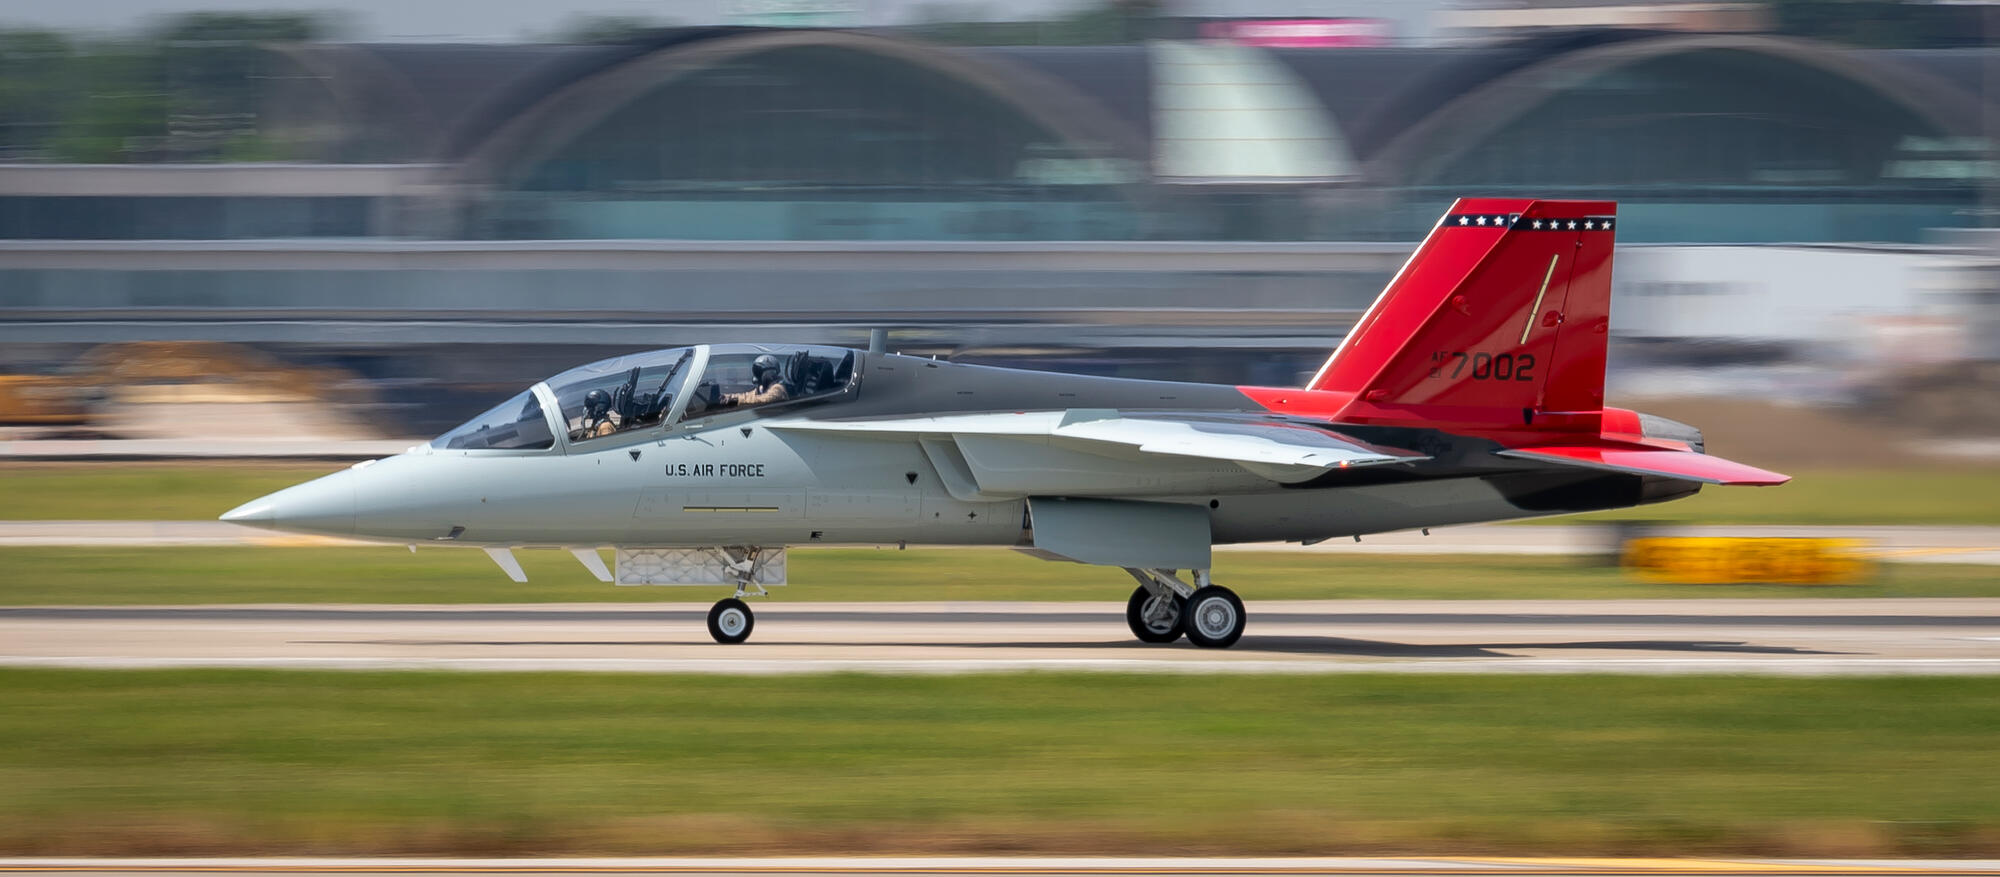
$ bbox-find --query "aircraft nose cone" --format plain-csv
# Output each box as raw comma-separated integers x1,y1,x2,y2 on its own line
218,500,273,523
218,472,357,535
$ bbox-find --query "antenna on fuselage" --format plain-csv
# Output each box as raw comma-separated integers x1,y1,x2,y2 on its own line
868,328,887,354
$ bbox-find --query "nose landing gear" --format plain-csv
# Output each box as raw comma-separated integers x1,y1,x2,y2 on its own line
707,546,772,645
707,598,754,644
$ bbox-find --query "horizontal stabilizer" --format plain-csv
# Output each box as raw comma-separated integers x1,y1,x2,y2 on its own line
1496,445,1790,486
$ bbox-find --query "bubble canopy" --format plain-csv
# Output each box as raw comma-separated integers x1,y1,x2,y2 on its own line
430,390,555,451
544,346,699,445
428,346,695,452
429,344,859,452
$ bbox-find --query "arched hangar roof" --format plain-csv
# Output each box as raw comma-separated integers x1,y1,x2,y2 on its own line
443,28,1154,189
273,27,1998,186
275,29,1154,177
1306,31,1992,187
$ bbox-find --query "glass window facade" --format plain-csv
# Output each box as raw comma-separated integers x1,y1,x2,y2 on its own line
468,46,1144,241
1387,49,1986,243
0,196,376,239
1,43,1990,245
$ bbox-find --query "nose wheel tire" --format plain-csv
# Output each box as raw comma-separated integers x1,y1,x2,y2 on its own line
1125,585,1186,643
707,598,755,644
1183,585,1245,649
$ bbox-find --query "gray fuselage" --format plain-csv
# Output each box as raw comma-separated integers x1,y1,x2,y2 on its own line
223,347,1696,550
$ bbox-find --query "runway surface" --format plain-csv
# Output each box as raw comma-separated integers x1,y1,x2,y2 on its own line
6,598,1999,675
3,521,1997,563
5,859,2000,877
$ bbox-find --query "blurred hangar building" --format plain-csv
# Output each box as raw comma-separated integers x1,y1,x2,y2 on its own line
10,26,1986,242
2,22,1996,428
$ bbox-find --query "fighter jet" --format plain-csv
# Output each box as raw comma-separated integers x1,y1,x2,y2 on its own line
222,198,1787,647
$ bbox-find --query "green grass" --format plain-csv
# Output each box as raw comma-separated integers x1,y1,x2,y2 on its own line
1526,467,2000,526
1,546,1995,604
0,464,341,521
2,669,1997,857
5,464,1999,526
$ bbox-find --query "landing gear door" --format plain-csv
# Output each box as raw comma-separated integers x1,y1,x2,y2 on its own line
615,547,787,586
1027,497,1211,570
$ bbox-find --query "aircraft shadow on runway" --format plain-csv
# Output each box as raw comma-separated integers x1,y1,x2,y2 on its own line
1230,636,1847,657
299,640,687,647
296,637,1849,657
828,638,1850,657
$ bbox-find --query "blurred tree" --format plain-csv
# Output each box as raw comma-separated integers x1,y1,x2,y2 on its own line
47,41,165,163
0,29,74,159
157,12,331,160
16,11,335,163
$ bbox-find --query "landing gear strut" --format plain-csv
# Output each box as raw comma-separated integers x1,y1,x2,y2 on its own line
1123,568,1244,648
707,546,771,645
1125,584,1185,643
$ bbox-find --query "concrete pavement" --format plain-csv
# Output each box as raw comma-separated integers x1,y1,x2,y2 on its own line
6,598,1999,675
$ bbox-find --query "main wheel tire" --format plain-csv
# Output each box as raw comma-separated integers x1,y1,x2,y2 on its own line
1125,585,1185,644
707,598,754,644
1182,585,1245,649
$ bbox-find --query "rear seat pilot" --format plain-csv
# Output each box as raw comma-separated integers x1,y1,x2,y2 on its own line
723,354,792,407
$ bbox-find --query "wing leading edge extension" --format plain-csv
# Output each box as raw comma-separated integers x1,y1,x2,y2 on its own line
769,410,1428,499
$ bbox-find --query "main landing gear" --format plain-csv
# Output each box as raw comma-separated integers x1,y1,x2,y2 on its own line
1123,568,1244,649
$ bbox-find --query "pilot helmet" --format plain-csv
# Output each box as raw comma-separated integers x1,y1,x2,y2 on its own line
583,388,612,417
751,354,781,383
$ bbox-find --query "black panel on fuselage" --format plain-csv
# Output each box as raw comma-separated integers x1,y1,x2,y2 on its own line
813,353,1259,421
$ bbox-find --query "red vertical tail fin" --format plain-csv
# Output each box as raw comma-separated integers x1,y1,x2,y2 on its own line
1311,198,1616,431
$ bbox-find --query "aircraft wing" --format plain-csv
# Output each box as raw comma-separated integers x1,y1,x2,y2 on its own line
769,410,1426,497
1495,445,1790,486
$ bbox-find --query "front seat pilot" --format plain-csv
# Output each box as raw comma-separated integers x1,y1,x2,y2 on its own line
723,353,792,407
579,388,618,439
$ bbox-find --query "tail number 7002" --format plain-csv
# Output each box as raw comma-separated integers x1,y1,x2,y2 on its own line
1429,351,1536,381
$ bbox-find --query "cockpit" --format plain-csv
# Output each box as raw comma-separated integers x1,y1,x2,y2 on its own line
429,344,859,453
